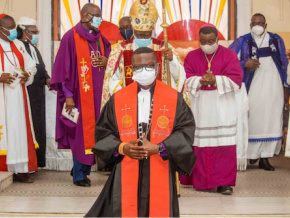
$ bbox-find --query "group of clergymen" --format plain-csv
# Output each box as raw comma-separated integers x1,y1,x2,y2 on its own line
0,0,289,217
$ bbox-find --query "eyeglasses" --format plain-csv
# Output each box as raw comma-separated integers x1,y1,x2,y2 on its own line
132,63,159,72
26,30,39,35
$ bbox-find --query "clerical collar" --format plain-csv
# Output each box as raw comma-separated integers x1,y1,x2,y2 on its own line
81,23,98,35
137,82,156,95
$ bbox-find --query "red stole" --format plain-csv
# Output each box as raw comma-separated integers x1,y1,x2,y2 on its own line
0,42,37,172
73,30,97,154
114,80,178,217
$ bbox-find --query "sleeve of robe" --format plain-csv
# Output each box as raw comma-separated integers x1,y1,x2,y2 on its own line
276,34,289,83
184,53,202,97
215,49,243,95
168,44,186,92
92,95,123,164
161,93,196,176
50,29,77,93
19,41,37,86
228,36,248,73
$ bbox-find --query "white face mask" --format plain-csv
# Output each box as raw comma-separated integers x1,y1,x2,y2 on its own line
251,25,264,36
200,41,218,55
132,68,157,86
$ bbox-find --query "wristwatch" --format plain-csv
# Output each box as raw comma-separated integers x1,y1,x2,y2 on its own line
157,143,163,154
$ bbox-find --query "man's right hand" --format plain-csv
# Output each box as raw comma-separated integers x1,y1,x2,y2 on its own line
244,59,260,70
123,139,147,160
65,97,75,115
0,73,15,84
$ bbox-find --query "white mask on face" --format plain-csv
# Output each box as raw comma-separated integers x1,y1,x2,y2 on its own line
251,25,264,36
200,40,218,55
132,68,157,86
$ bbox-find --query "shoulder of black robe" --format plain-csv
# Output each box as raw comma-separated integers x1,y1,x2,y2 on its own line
34,46,50,79
23,41,50,81
22,41,32,56
162,92,196,176
92,94,123,165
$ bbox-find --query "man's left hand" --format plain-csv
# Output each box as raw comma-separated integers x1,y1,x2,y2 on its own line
286,49,290,60
46,78,51,88
93,56,108,67
162,48,173,61
142,133,159,157
19,71,30,84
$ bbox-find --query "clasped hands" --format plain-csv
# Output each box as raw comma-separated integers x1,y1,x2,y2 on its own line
0,71,30,84
200,70,216,86
91,56,108,67
123,133,159,160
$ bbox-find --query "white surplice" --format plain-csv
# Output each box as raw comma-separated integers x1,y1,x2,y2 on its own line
0,39,36,173
188,75,240,147
246,32,284,159
109,39,185,94
235,83,249,170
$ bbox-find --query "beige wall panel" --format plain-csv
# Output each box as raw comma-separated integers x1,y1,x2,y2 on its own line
252,0,290,32
0,0,37,22
252,0,290,48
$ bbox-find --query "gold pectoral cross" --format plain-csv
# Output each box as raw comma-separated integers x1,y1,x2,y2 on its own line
207,62,212,74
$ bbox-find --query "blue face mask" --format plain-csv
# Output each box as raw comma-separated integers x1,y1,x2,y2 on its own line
2,27,17,41
91,16,102,29
120,29,133,40
134,37,152,48
30,34,39,45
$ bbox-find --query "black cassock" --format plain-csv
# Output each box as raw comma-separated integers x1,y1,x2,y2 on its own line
24,42,50,167
85,91,196,217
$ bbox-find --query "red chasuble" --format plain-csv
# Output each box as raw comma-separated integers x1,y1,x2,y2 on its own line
114,80,177,217
0,42,37,172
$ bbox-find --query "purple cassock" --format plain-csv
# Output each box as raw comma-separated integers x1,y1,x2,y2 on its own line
180,45,243,190
50,22,111,165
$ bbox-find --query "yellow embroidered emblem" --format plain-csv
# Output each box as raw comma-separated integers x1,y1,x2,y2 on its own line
125,66,133,78
121,104,133,127
80,58,90,92
0,125,3,141
157,116,169,129
122,115,133,127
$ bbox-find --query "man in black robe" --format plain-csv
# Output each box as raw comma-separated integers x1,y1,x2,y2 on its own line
85,47,196,217
17,17,50,167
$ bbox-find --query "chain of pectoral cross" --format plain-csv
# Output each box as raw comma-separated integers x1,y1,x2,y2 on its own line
88,42,101,69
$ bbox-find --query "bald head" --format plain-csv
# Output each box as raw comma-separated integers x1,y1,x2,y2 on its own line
81,3,101,18
0,15,14,26
0,15,16,41
80,3,102,31
119,16,132,31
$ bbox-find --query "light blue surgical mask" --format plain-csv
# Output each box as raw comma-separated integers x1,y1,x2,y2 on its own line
2,27,17,41
134,37,152,48
90,15,102,29
29,34,39,45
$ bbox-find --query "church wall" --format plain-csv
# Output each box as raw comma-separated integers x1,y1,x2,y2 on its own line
252,0,290,48
0,0,37,21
